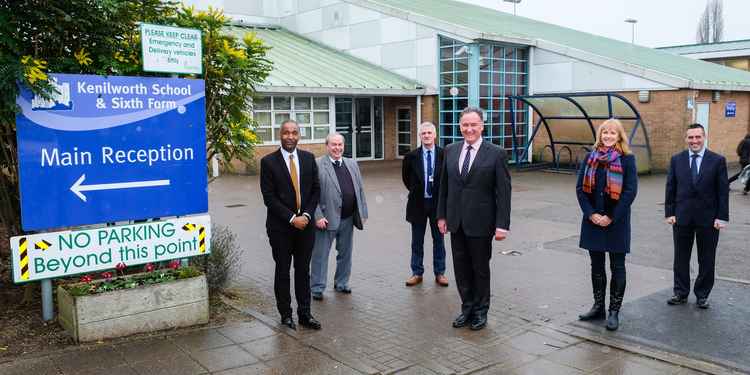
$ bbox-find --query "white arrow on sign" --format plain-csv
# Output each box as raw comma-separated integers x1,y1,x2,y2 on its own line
70,174,170,202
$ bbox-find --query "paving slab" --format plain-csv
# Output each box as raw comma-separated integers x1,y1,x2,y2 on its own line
572,279,750,373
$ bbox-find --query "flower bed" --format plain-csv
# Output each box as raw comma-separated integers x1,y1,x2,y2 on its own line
58,262,209,342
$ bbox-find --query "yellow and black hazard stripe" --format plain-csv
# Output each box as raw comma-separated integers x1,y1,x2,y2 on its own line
198,226,206,253
35,239,52,251
19,237,30,280
182,223,206,253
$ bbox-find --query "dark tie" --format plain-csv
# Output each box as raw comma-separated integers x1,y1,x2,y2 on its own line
426,150,433,196
691,153,699,184
334,160,341,168
460,145,472,178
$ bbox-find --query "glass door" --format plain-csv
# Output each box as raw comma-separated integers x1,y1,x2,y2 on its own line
335,97,354,158
335,97,378,160
355,97,373,159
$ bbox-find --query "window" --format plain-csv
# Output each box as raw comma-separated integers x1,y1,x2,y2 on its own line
438,36,529,160
253,96,331,144
397,107,412,157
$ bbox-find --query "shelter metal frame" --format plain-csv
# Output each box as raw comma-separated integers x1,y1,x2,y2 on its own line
508,93,652,171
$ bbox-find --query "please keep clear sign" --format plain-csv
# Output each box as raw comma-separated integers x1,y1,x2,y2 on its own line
15,73,208,230
10,215,211,283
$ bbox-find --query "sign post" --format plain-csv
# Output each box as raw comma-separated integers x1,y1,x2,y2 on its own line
15,73,208,320
16,74,207,230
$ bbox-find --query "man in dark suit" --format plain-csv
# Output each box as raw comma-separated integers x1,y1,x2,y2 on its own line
260,120,322,330
402,122,448,287
665,123,729,309
437,107,512,331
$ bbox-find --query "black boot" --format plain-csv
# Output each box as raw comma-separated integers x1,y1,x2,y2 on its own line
606,274,626,331
579,273,606,321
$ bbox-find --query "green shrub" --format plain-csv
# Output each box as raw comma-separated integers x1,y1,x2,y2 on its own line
192,224,240,291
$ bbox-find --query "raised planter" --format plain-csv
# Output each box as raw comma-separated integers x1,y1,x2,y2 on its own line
58,273,209,342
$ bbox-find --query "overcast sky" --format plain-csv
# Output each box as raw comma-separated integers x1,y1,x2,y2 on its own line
458,0,750,47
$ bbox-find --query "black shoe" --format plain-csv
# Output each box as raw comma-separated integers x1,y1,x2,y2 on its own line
452,313,471,328
469,315,487,331
334,286,352,294
605,310,619,331
578,304,606,321
696,298,710,309
281,316,296,330
312,292,323,301
299,315,322,330
667,295,687,305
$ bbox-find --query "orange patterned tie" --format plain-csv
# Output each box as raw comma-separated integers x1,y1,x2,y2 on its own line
289,154,301,212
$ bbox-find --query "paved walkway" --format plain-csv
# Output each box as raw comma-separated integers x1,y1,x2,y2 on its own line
3,162,747,374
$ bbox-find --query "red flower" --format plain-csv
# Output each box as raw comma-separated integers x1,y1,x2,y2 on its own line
101,271,113,280
80,275,93,283
144,263,155,272
115,262,126,271
168,260,181,270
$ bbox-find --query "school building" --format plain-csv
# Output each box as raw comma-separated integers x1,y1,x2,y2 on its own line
198,0,750,172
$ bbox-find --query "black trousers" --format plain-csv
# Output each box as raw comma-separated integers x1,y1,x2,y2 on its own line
673,224,719,299
269,226,315,319
450,226,492,318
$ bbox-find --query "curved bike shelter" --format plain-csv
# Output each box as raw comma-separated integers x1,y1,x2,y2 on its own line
509,93,652,173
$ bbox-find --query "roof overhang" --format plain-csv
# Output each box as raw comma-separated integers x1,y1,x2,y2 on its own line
345,0,750,93
257,85,428,96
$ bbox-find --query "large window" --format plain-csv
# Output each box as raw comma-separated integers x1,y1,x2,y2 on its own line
479,44,528,153
253,96,331,144
438,37,469,145
438,36,529,159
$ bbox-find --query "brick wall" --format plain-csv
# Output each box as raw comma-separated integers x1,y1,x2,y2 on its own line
693,90,750,165
531,90,750,171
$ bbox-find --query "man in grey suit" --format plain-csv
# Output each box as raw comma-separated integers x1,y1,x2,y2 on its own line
310,133,368,300
437,106,511,331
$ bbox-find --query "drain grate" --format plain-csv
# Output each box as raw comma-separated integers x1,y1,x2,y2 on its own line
225,204,246,208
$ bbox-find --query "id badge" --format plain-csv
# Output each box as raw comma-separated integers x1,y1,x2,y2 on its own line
428,175,434,182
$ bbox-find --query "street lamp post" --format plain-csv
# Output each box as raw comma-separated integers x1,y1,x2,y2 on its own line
624,18,637,44
503,0,522,16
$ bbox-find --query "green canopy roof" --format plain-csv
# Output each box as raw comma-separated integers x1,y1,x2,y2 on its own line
228,26,424,95
347,0,750,91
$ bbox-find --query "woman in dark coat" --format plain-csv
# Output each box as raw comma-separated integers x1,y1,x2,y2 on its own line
576,118,638,331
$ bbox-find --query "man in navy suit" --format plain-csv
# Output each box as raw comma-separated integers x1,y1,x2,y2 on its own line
665,123,729,309
437,107,511,331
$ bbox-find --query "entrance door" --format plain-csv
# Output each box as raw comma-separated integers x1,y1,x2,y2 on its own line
355,98,373,159
335,97,376,160
696,102,710,147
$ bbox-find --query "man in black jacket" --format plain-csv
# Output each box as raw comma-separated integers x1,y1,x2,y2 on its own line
437,107,511,331
260,120,322,330
665,123,729,309
402,122,448,287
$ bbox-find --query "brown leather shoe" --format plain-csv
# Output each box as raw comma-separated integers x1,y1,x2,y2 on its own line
436,274,449,287
405,275,423,286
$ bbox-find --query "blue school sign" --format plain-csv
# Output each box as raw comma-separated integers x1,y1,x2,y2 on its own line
16,74,207,231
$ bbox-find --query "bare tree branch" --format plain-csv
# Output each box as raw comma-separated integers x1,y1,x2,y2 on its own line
696,2,710,43
711,0,724,43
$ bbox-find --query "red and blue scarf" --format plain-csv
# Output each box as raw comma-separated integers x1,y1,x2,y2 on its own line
582,147,623,200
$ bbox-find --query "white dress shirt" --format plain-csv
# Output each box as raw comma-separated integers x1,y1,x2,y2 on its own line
458,138,482,174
